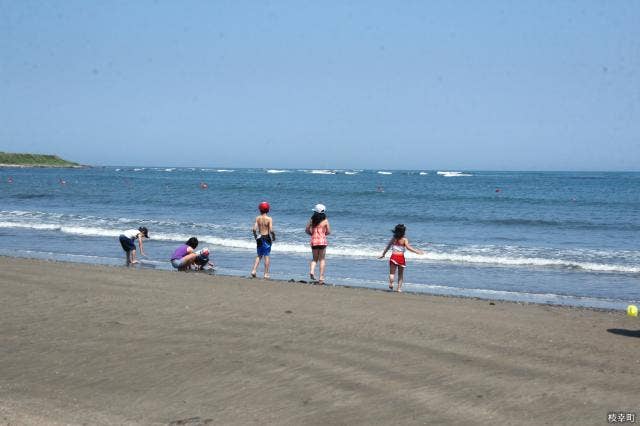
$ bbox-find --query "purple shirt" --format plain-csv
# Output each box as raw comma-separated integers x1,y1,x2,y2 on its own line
171,244,190,260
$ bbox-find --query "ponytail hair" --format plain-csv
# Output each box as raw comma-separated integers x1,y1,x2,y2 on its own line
392,224,406,240
311,212,326,227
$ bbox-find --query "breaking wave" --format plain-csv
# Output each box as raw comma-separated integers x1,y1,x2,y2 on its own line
1,212,638,275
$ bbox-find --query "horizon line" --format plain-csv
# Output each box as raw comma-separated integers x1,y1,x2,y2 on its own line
81,165,640,173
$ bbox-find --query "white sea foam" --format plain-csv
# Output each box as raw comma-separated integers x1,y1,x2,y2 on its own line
401,282,628,309
15,249,120,261
164,168,175,172
377,171,392,175
436,171,473,177
266,169,288,174
419,172,429,175
133,168,144,171
344,171,359,175
60,226,121,237
0,210,229,232
3,210,36,216
216,169,235,173
0,222,60,231
2,215,638,274
414,251,640,274
309,170,335,175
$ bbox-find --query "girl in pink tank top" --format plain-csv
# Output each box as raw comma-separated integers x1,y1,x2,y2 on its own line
305,204,331,285
310,224,328,247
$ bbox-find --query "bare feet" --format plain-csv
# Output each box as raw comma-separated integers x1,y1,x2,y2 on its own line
264,274,270,280
310,273,317,282
251,272,257,278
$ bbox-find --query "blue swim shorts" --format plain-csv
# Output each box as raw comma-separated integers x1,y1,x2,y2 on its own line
256,235,272,257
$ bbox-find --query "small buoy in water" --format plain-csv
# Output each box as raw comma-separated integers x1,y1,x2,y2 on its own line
627,305,638,317
200,182,208,189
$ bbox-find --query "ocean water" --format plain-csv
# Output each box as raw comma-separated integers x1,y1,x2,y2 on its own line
1,167,639,309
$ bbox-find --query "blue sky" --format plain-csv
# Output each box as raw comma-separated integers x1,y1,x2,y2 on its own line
1,1,639,170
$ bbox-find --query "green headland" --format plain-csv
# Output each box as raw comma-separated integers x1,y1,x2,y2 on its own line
0,152,83,168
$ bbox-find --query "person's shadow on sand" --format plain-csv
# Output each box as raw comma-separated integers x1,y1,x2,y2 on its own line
607,328,640,338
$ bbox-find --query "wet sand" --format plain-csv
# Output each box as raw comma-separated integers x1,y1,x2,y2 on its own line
1,256,639,425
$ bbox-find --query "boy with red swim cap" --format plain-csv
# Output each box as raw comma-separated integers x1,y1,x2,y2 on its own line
251,201,276,279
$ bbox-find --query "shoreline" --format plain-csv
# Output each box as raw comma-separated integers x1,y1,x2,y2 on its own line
2,256,639,425
2,252,631,311
1,255,624,313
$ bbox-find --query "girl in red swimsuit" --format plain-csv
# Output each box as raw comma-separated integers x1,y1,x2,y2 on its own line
379,224,424,292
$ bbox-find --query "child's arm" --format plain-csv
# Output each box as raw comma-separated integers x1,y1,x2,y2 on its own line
252,218,259,240
404,239,424,255
305,220,312,235
269,217,276,241
378,239,393,259
325,220,331,235
138,234,146,256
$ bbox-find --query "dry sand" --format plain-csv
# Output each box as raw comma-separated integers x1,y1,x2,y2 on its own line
1,256,639,425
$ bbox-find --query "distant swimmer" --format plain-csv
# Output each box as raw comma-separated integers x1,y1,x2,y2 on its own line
118,227,149,266
495,188,501,193
200,182,208,189
251,201,276,279
379,224,424,293
59,178,66,185
7,176,13,184
376,185,384,193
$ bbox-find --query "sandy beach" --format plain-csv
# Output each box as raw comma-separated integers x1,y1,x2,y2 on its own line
1,256,638,425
